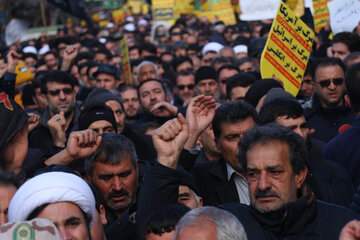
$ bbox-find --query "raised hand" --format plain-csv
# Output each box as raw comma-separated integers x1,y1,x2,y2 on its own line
27,113,40,132
47,111,66,147
184,95,216,149
339,220,360,240
45,129,102,166
150,101,178,118
152,113,189,169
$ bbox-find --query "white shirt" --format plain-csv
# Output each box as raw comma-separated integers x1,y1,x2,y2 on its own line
226,163,250,205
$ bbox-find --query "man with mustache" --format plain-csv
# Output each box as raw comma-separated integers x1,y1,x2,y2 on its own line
28,70,81,155
223,124,359,239
86,133,138,228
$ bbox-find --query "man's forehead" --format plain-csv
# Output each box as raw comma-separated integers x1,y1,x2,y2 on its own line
220,118,255,135
46,82,72,89
140,81,163,91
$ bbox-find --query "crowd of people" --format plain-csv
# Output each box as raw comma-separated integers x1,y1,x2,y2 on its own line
0,10,360,240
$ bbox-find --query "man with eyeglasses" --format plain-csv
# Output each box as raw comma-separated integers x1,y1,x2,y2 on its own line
304,58,355,142
29,70,81,155
174,71,196,107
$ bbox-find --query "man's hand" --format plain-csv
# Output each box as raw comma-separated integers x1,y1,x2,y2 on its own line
45,129,102,166
61,45,78,71
6,50,19,73
184,95,216,149
152,113,189,169
339,220,360,240
150,102,178,118
48,112,67,148
27,113,40,132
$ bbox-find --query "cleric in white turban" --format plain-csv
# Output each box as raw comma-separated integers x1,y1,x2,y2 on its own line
8,171,96,240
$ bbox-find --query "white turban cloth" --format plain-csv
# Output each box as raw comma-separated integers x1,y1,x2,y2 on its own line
8,172,96,228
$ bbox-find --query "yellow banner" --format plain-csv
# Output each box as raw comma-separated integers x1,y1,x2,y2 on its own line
260,1,314,96
313,0,330,33
112,9,124,23
120,38,133,85
92,13,100,23
195,0,236,25
285,0,304,17
175,0,195,14
152,0,176,25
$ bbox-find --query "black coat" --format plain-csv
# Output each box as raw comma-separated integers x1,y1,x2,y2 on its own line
223,193,359,240
304,94,355,142
191,158,240,206
306,138,355,207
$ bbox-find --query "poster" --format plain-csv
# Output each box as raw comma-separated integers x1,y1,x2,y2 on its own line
239,0,281,21
313,0,330,33
120,38,133,85
260,1,314,96
328,0,360,34
152,0,176,25
285,0,305,17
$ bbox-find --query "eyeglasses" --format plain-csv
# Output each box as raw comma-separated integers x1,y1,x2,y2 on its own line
177,84,195,90
171,32,181,36
47,87,74,96
317,78,344,88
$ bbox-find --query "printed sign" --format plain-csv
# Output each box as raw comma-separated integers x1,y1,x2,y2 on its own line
152,0,176,25
260,1,314,96
285,0,305,17
120,38,132,85
328,0,360,34
313,0,330,33
240,0,281,21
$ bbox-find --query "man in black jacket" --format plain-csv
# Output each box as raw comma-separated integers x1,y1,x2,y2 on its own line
303,58,355,142
139,116,359,239
28,70,81,155
191,101,257,206
258,97,355,206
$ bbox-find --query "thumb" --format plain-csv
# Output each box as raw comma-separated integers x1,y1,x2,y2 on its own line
178,113,188,132
60,111,65,118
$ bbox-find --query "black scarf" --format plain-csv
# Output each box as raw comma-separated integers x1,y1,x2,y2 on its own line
251,186,317,238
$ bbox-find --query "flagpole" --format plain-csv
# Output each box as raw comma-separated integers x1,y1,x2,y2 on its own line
39,0,48,36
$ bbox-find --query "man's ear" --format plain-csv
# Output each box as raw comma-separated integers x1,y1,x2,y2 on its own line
295,166,308,189
345,94,352,108
197,136,203,148
99,204,108,225
215,139,222,153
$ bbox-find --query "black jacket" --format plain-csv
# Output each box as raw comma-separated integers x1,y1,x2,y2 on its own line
136,161,359,240
191,158,240,206
304,94,355,142
28,102,82,155
223,188,359,240
306,138,355,207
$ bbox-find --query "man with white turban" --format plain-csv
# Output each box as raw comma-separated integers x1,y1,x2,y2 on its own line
8,171,96,240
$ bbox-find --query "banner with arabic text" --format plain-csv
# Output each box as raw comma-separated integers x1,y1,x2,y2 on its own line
260,1,314,96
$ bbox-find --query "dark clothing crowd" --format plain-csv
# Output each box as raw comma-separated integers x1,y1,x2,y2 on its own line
0,7,360,240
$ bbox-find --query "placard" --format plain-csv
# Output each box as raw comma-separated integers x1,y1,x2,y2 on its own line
260,1,314,96
328,0,360,34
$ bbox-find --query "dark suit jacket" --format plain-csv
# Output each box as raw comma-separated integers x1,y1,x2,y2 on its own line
191,158,240,206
